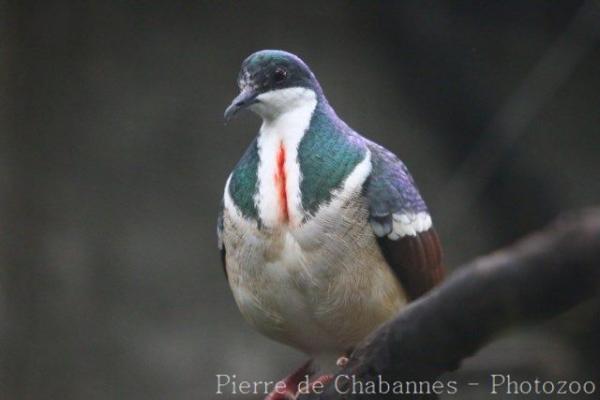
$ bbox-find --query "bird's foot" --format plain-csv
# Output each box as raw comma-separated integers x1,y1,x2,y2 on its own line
264,360,313,400
307,374,334,393
264,390,296,400
293,374,335,397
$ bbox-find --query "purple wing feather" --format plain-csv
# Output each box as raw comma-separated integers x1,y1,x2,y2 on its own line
365,141,445,299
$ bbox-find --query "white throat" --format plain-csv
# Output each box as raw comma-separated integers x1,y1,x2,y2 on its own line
253,87,318,228
251,87,317,122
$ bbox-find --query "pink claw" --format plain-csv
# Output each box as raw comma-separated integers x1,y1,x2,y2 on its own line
336,356,349,368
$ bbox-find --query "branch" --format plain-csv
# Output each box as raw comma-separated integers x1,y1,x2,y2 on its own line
299,208,600,399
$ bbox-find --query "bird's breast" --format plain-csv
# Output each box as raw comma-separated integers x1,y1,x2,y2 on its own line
274,142,289,223
255,106,313,228
223,190,407,356
222,149,408,355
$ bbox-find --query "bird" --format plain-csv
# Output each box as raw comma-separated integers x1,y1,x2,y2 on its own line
218,50,444,400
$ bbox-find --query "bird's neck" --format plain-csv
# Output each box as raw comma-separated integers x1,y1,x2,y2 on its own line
255,90,320,227
226,91,366,229
254,93,366,228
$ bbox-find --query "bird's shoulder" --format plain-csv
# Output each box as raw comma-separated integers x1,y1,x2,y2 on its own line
361,139,445,300
218,136,261,281
297,109,369,216
363,140,429,237
217,198,227,280
227,137,260,220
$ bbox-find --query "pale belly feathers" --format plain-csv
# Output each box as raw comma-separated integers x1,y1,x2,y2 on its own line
222,88,407,365
222,157,407,359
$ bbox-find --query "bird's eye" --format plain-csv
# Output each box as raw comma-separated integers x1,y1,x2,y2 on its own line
273,67,287,83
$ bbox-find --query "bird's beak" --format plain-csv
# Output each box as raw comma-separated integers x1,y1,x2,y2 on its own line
224,87,258,122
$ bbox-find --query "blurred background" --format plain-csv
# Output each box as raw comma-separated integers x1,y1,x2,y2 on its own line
2,1,600,399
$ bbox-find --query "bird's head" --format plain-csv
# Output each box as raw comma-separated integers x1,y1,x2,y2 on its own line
224,50,322,122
